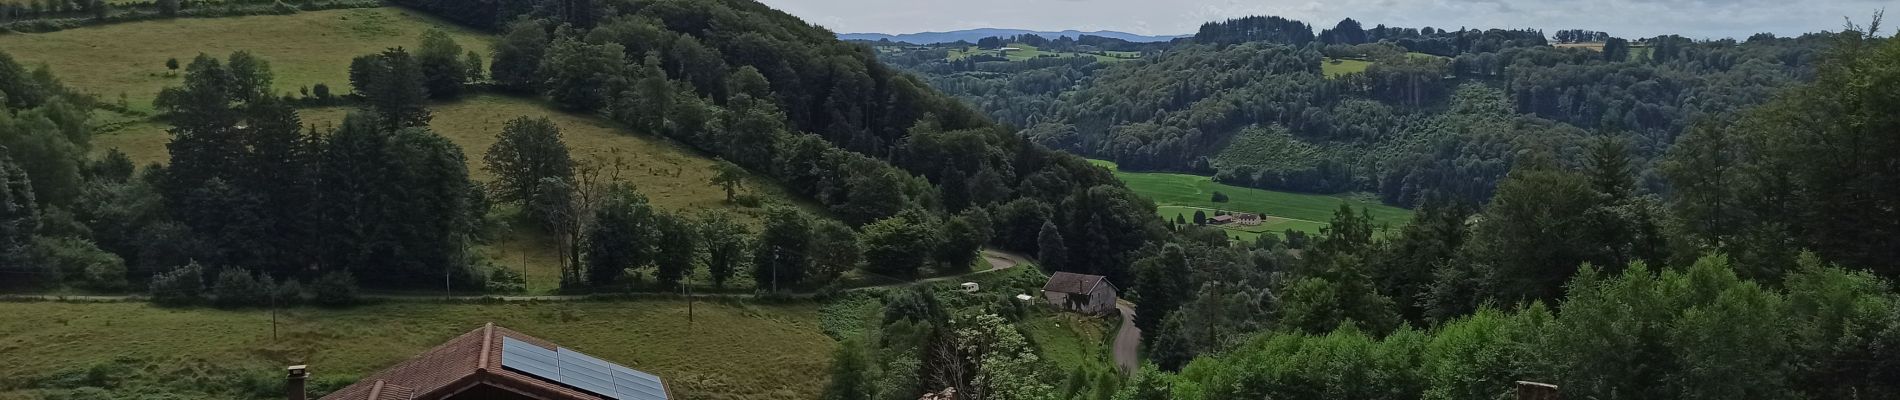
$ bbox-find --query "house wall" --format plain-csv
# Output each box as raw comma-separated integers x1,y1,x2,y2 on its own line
1045,285,1118,316
1085,285,1117,315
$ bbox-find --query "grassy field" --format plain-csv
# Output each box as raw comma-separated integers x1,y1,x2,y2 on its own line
1321,58,1373,78
1092,159,1411,238
0,7,489,113
1024,311,1114,372
0,300,832,399
91,93,807,293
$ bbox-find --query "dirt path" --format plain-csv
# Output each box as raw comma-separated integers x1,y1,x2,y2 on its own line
850,248,1032,292
1114,301,1141,376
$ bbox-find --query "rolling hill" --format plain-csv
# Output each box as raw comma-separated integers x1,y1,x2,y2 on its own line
840,28,1186,44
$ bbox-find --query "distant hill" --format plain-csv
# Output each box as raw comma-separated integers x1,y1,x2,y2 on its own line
840,29,1186,44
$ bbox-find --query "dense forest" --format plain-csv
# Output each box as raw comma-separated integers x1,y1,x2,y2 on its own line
881,14,1829,209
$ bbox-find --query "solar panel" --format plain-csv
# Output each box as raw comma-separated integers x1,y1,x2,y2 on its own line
500,337,668,400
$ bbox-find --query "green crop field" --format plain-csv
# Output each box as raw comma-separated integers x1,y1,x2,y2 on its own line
0,7,489,113
0,300,833,400
1092,159,1411,239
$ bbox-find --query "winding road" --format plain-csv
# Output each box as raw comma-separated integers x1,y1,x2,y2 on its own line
1113,301,1141,375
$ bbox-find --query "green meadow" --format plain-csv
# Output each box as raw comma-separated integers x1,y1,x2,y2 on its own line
1092,159,1412,239
0,300,833,400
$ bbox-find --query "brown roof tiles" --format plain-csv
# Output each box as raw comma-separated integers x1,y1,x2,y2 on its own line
317,323,659,400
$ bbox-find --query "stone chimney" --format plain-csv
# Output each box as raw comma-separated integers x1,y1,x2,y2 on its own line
287,365,309,400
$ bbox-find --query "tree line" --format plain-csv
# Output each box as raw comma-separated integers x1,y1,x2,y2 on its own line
897,13,1827,208
395,0,1172,287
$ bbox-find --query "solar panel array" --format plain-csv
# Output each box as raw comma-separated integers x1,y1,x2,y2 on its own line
500,336,668,400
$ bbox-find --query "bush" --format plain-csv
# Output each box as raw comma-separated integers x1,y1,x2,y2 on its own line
733,194,763,208
1211,191,1230,202
486,267,526,293
212,267,267,308
83,257,129,292
148,262,204,306
311,270,360,307
275,278,305,306
27,236,127,291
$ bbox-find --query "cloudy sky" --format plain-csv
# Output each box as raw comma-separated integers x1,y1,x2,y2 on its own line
755,0,1888,40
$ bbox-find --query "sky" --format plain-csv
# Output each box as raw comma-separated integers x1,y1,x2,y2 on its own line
755,0,1890,40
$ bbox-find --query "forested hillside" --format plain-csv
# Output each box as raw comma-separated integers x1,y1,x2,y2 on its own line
0,0,1173,298
883,15,1828,208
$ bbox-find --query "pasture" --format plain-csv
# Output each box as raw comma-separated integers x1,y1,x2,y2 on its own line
1092,159,1411,238
0,300,833,400
1321,58,1372,78
0,7,489,113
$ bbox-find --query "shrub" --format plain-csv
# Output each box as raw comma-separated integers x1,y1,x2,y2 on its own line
212,267,267,308
27,236,127,291
82,257,129,292
148,262,204,306
275,278,305,306
1211,191,1230,202
312,83,332,100
733,194,763,208
311,270,360,307
486,267,526,293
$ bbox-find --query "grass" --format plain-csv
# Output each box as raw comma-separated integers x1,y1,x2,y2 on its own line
0,7,490,113
0,300,833,399
1092,159,1411,237
1024,311,1113,371
1322,58,1373,78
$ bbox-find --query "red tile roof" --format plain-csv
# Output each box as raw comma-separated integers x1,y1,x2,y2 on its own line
319,323,661,400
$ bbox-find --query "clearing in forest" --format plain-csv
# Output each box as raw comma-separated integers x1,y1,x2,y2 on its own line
1091,159,1411,239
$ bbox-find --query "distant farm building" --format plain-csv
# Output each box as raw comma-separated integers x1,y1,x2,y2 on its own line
1041,272,1119,315
1208,212,1262,226
308,323,670,400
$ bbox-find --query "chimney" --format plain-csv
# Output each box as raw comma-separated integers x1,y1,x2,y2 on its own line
287,365,309,400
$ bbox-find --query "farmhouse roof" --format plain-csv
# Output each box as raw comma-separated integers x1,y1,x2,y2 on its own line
319,323,666,400
1043,272,1111,295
